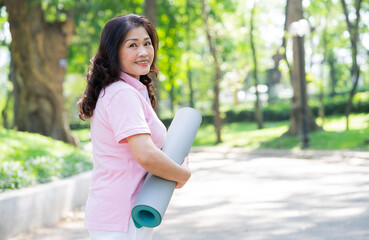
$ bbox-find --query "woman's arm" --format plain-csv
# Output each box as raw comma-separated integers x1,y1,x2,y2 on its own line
126,133,191,188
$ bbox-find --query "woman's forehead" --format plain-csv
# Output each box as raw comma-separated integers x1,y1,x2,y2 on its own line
125,26,150,41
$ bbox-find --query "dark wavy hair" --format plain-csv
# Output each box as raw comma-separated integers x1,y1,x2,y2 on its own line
77,14,159,121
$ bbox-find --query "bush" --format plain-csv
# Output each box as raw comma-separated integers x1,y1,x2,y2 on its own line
164,92,369,124
0,128,92,192
70,120,90,130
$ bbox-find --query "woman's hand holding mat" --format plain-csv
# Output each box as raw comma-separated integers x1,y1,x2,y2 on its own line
176,157,190,189
131,107,202,229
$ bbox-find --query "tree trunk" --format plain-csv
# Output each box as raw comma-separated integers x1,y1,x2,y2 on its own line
327,53,338,97
4,0,76,145
144,0,157,26
340,0,362,130
186,0,194,108
321,0,337,98
281,0,293,79
187,60,194,108
202,0,222,144
144,0,161,116
285,0,320,136
272,0,292,99
250,3,263,129
169,68,175,115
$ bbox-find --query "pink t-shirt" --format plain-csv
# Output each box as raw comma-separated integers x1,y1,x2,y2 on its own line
84,72,167,232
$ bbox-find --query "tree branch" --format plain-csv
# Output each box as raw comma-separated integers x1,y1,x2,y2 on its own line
340,0,353,37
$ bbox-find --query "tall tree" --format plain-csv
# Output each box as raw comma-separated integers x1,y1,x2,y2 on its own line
144,0,157,26
340,0,363,130
186,0,194,108
250,2,263,129
272,1,292,101
3,0,76,145
285,0,320,137
318,0,340,97
144,0,162,116
202,0,222,144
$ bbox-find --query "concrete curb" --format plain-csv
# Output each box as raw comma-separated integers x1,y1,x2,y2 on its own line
0,171,91,240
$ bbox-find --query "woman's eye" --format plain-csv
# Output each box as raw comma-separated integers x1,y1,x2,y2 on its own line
129,43,137,48
144,42,152,46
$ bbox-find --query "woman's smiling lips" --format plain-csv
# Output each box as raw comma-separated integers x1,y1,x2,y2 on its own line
136,59,149,66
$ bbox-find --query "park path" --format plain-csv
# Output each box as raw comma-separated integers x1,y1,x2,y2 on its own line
9,147,369,240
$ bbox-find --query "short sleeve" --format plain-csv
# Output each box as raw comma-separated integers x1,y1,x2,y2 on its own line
105,89,151,143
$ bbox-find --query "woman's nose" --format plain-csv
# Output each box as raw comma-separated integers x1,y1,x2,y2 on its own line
137,46,148,56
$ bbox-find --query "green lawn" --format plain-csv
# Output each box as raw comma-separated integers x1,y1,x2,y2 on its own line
193,113,369,150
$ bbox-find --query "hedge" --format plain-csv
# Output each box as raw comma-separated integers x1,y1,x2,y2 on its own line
177,97,369,126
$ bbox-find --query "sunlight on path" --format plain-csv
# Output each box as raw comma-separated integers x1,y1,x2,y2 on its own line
154,149,369,240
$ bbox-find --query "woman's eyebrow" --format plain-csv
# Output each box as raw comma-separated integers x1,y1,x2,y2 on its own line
124,37,151,44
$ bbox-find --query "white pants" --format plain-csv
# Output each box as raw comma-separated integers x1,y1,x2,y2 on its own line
88,218,153,240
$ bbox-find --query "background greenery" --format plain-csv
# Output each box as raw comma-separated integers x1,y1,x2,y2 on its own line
0,128,92,192
194,113,369,150
0,0,368,191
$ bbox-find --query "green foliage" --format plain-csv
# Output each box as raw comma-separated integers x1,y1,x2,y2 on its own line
1,0,369,146
32,0,369,123
193,113,369,150
0,127,92,192
310,91,369,116
41,0,76,22
64,73,87,122
191,91,368,124
158,91,369,127
72,128,91,144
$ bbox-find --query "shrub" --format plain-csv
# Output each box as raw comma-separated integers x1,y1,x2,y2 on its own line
0,128,92,192
161,92,369,124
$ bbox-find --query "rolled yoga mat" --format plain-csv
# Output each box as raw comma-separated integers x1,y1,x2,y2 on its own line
131,107,202,228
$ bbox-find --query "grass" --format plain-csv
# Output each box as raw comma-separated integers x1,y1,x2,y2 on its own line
193,113,369,150
0,128,92,192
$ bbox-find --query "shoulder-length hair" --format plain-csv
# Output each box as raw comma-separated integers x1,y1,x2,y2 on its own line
78,14,158,120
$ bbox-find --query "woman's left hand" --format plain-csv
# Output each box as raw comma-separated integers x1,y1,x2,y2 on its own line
175,157,190,189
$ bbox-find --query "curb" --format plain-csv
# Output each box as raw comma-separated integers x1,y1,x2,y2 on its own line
0,171,91,240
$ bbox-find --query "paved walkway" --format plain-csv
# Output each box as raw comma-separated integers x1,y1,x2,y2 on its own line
9,148,369,240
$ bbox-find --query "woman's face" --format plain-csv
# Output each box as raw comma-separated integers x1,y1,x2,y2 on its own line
118,26,154,80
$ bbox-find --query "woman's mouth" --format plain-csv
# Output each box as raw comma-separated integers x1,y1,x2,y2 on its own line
136,60,149,66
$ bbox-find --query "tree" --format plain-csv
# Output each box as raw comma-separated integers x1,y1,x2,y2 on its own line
3,0,76,145
250,2,263,129
144,0,157,26
340,0,363,130
285,0,320,137
305,0,345,127
202,0,222,144
185,0,195,108
144,0,161,115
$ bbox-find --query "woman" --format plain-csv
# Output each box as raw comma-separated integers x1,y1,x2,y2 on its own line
78,14,191,240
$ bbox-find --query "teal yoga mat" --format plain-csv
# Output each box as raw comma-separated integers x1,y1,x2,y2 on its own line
131,107,202,228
